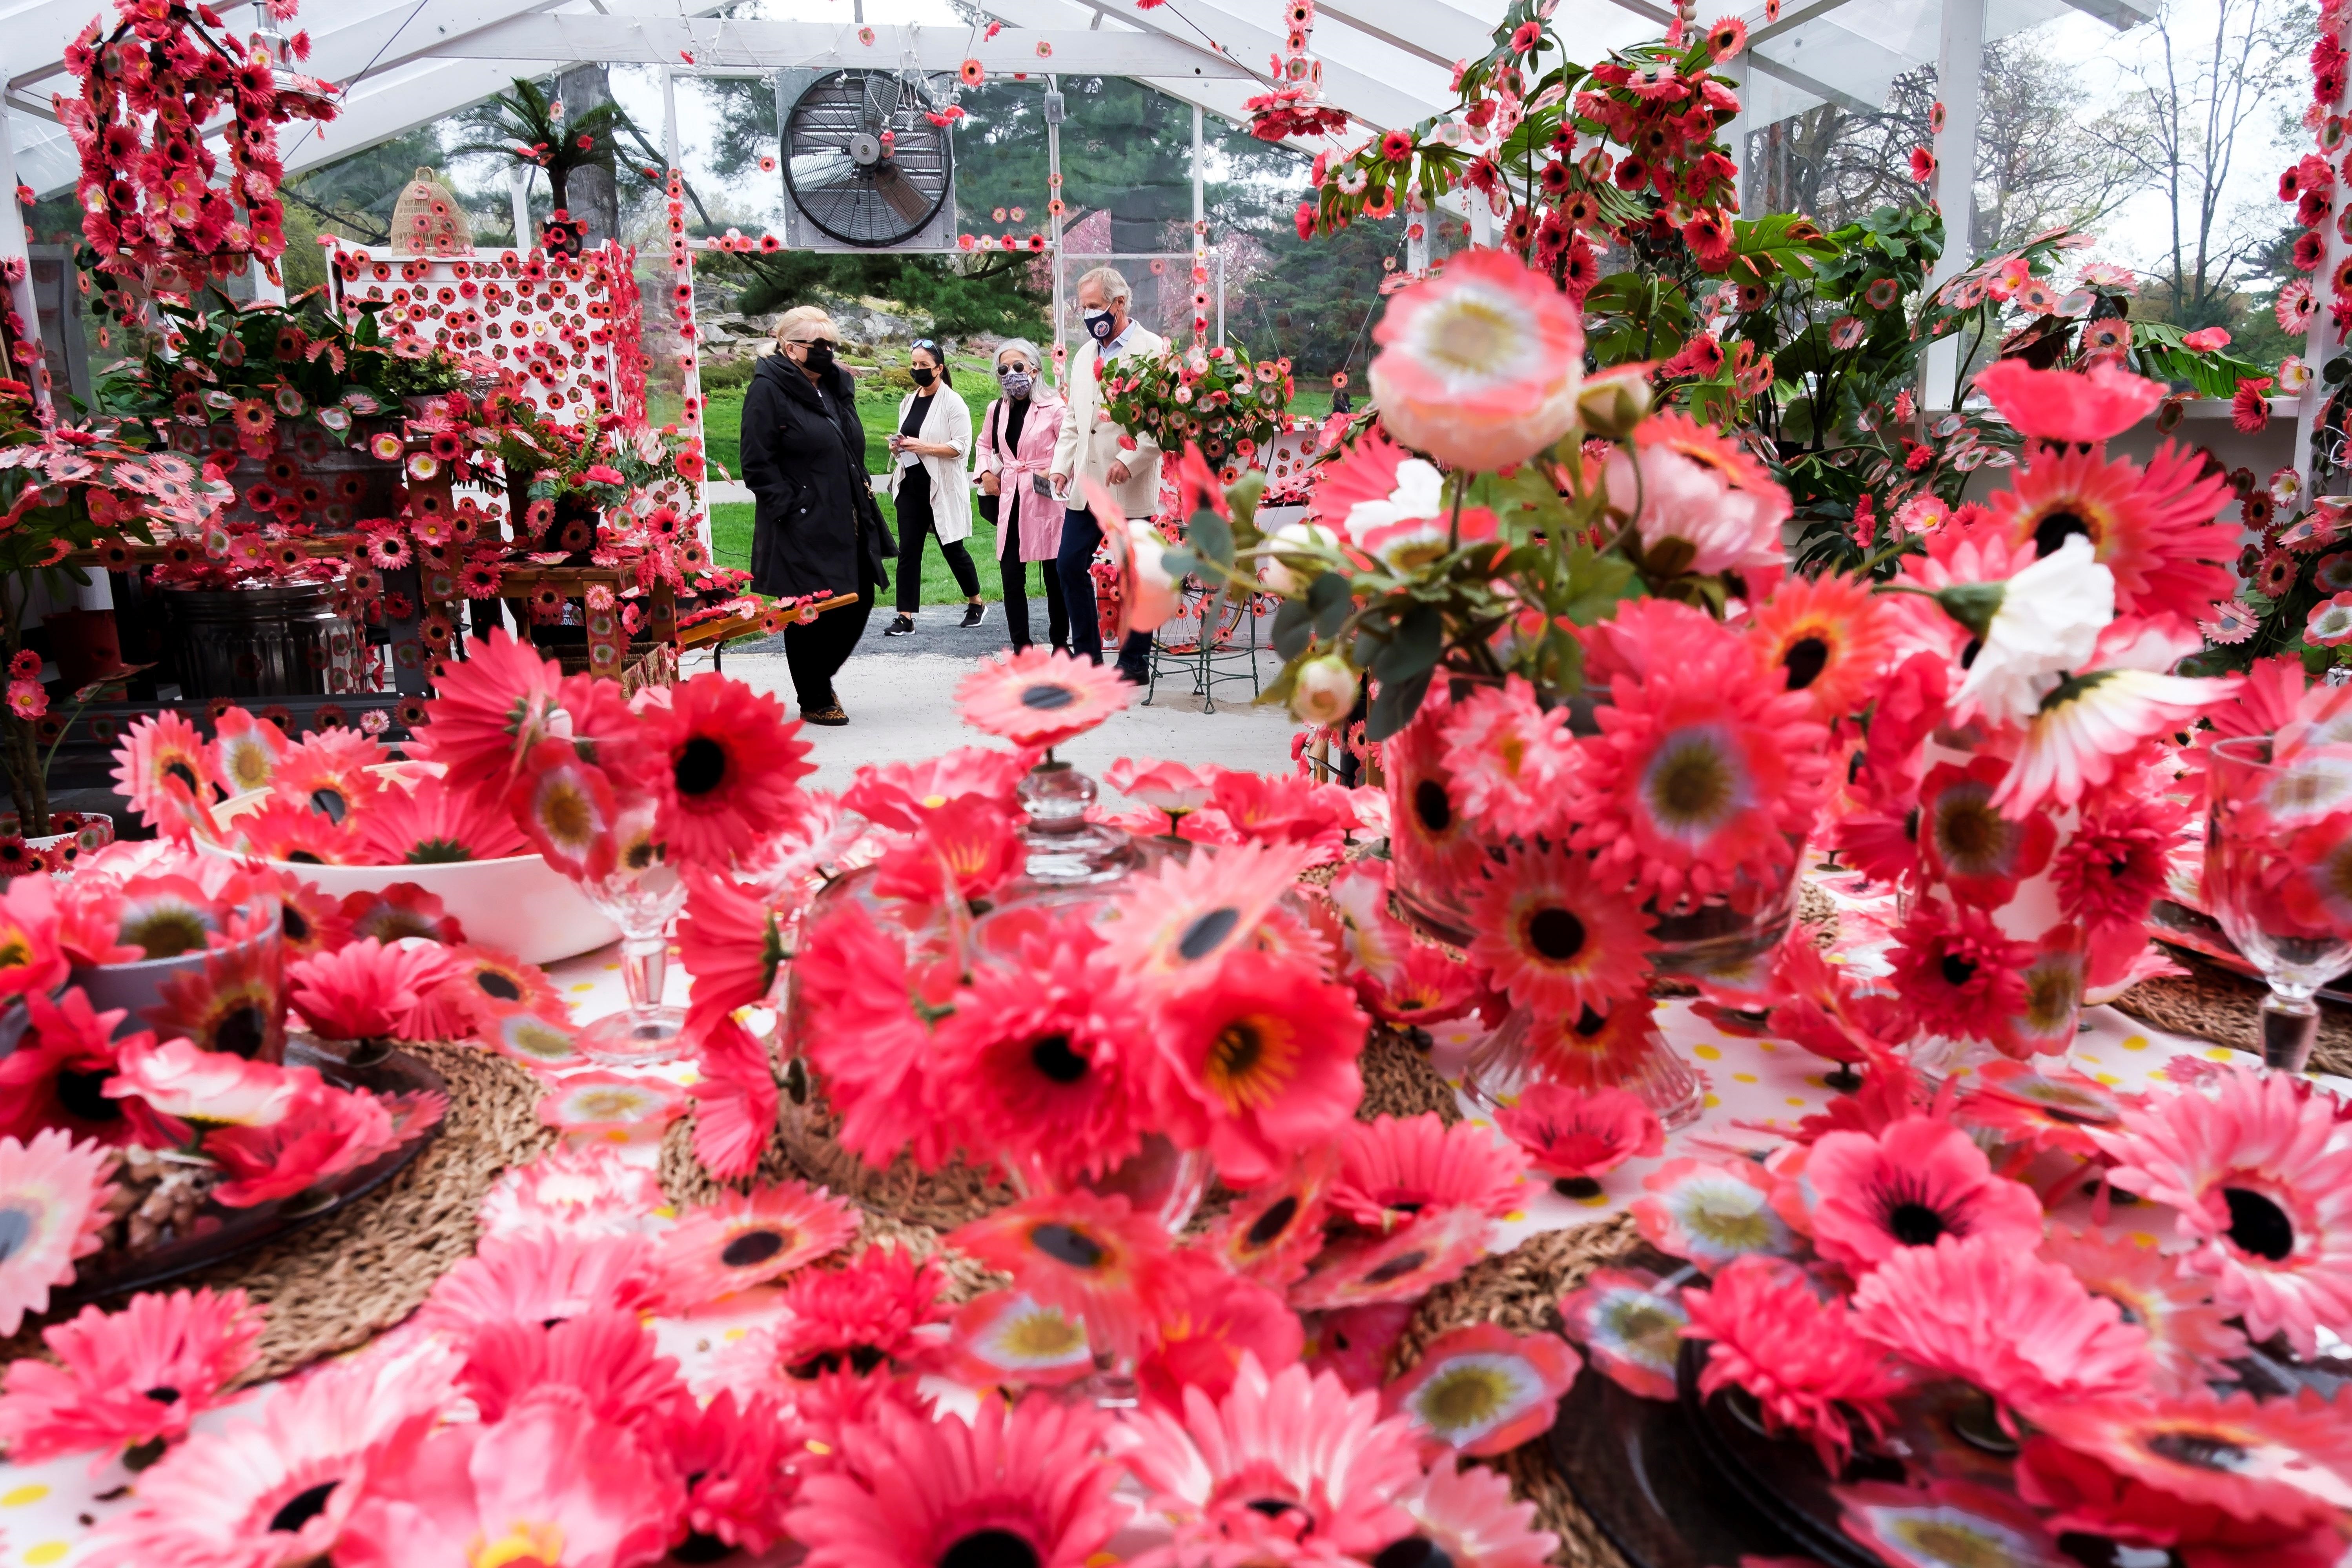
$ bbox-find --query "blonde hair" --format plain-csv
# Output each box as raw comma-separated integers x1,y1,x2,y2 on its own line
774,306,840,345
1075,266,1131,305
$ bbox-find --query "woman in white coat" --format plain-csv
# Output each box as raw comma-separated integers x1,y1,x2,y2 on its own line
882,340,982,635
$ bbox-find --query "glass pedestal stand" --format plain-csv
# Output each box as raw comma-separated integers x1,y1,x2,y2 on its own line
576,870,692,1067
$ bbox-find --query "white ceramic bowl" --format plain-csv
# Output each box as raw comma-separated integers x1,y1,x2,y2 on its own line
203,769,618,967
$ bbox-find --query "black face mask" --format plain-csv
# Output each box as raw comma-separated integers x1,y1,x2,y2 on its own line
910,366,936,387
800,342,835,374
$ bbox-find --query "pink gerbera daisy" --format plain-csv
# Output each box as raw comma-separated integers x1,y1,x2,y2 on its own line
0,1130,117,1336
336,1383,681,1568
1136,1257,1306,1410
1973,358,2164,444
1803,1115,2046,1273
1384,1321,1579,1459
1629,1156,1798,1273
204,1080,413,1208
644,672,816,869
787,1395,1122,1568
1682,1255,1911,1473
1884,899,2037,1045
1462,842,1656,1018
1152,949,1367,1189
1383,694,1497,909
1437,677,1579,839
929,934,1159,1187
1557,1265,1689,1401
0,1286,263,1468
2017,1428,2347,1568
1914,757,2056,908
948,1191,1174,1361
2039,1227,2247,1396
1852,1233,2152,1419
207,707,289,799
352,774,528,865
652,1388,803,1559
685,1014,780,1182
955,648,1135,748
287,938,460,1045
534,1069,688,1136
1330,1113,1524,1229
1202,1149,1337,1287
1100,839,1315,989
414,1233,660,1344
652,1181,858,1308
2020,1386,2352,1534
477,1144,663,1242
1393,1456,1561,1568
939,1290,1097,1390
1117,1353,1422,1568
109,710,213,832
87,1344,461,1568
403,627,568,801
734,1245,952,1390
1494,1082,1663,1195
1573,650,1830,907
1288,1204,1495,1313
2091,1065,2352,1358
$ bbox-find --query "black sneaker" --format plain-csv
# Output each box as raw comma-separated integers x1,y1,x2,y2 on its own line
960,602,986,628
883,614,915,637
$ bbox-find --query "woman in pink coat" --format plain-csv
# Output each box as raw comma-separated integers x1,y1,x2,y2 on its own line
974,338,1068,652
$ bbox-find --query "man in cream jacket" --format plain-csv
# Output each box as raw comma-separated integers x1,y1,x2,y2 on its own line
1049,265,1165,682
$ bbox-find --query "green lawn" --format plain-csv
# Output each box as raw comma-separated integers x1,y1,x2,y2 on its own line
713,500,1053,607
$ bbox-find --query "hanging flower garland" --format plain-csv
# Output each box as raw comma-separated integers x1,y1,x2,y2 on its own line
55,0,337,312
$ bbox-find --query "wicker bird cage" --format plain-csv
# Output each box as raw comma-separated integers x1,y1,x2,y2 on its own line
390,167,471,257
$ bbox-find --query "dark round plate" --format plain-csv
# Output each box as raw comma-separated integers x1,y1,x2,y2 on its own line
56,1040,447,1306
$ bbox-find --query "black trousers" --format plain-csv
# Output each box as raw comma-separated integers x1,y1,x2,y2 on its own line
1055,504,1153,679
783,581,873,710
893,489,980,614
1000,555,1068,651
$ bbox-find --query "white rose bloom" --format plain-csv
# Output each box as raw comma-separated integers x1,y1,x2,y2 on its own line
1950,533,2115,729
1291,654,1358,725
1261,520,1339,596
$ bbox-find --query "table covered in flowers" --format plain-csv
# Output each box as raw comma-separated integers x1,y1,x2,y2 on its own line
0,942,2294,1568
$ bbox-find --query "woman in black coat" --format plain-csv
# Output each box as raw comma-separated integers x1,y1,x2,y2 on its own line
737,308,894,725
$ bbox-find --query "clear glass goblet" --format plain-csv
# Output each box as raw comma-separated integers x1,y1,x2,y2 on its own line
570,801,692,1067
2204,735,2352,1073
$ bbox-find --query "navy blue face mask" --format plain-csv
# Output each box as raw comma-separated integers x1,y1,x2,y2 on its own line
1084,309,1117,342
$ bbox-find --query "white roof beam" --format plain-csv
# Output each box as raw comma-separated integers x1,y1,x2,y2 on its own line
424,15,1250,78
1308,0,1492,71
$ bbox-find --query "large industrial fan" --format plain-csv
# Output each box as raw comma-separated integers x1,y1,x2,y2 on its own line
778,69,956,251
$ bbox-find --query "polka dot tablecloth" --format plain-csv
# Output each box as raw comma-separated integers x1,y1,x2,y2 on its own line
0,943,2296,1565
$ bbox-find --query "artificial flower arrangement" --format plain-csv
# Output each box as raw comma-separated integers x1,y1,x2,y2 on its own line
1290,3,2258,586
0,378,237,839
98,286,471,491
0,841,455,1336
1098,337,1297,488
56,0,336,308
1587,1047,2352,1568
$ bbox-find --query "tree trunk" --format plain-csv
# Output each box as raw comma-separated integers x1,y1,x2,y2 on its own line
557,64,621,245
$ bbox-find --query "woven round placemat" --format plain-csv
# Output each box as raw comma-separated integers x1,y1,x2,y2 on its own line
1359,1023,1463,1124
0,1042,554,1387
1391,1213,1645,1568
2114,946,2352,1078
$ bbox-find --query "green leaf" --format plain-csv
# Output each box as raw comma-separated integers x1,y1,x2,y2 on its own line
1159,548,1201,580
1365,668,1433,742
1272,598,1315,661
1188,510,1234,573
1372,603,1443,685
1556,546,1639,625
1310,572,1353,638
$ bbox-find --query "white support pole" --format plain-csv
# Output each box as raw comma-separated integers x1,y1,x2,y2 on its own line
508,165,533,250
1717,50,1751,213
0,111,51,421
1919,0,1984,415
2297,16,2352,496
1047,76,1067,386
661,64,682,168
1215,248,1226,347
1191,105,1205,229
1191,104,1208,344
